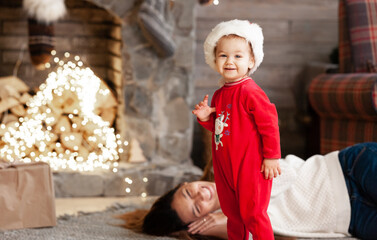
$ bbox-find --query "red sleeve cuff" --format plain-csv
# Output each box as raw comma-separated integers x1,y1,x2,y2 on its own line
197,114,215,132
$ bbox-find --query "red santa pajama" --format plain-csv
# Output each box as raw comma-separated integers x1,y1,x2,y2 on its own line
199,77,281,240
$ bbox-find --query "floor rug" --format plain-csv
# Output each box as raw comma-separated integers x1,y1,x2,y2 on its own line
0,203,176,240
0,202,359,240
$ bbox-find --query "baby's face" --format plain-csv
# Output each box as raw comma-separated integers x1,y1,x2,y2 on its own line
215,36,254,83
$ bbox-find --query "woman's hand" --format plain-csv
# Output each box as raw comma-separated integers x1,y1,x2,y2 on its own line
187,212,227,235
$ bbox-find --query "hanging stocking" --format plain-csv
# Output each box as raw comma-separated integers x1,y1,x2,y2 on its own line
27,18,54,70
23,0,66,70
138,0,176,58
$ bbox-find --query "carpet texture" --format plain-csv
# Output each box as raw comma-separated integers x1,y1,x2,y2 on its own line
0,202,359,240
0,203,176,240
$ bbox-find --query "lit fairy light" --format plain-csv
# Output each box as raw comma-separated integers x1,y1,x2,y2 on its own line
213,0,219,5
125,188,131,193
125,177,133,184
0,53,126,172
141,192,147,198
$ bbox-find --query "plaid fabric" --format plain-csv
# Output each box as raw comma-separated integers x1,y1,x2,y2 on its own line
339,0,353,73
345,0,377,73
320,118,377,154
309,73,377,120
309,73,377,154
375,81,377,109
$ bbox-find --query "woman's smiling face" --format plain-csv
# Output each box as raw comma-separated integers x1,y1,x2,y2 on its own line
171,181,220,224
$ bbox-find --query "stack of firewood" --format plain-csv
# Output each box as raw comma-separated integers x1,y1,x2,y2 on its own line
0,76,32,127
0,74,119,169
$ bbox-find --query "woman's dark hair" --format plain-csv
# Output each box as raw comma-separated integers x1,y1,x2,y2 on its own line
142,184,188,236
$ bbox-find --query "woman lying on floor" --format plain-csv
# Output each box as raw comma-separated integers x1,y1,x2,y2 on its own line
118,142,377,240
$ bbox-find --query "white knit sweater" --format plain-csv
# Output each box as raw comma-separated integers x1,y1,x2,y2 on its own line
267,151,351,238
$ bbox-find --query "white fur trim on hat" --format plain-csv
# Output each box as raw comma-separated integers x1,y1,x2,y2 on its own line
203,19,264,75
23,0,66,24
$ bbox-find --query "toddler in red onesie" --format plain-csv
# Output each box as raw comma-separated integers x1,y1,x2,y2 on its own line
192,19,281,240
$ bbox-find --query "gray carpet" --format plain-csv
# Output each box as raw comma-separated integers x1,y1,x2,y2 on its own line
0,203,176,240
0,203,359,240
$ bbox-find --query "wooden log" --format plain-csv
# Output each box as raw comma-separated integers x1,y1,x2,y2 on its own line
22,145,37,157
0,97,19,113
0,76,30,93
43,145,55,158
78,145,90,160
54,116,71,134
62,93,81,114
34,139,51,152
10,104,26,116
50,89,78,111
19,92,32,104
82,131,106,149
2,113,18,124
100,107,116,125
94,82,117,110
53,141,65,154
82,120,101,135
0,85,21,100
60,132,83,151
81,138,94,152
50,93,65,109
47,103,63,117
70,116,84,131
0,124,6,136
48,132,59,143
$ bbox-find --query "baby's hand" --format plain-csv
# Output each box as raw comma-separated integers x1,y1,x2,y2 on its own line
192,95,216,122
261,158,281,180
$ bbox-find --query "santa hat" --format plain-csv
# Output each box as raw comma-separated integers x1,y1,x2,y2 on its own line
203,19,264,75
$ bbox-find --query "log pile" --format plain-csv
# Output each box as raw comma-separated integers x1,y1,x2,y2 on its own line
0,76,31,127
0,71,121,171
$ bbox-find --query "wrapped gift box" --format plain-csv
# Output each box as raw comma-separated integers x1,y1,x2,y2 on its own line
0,162,56,230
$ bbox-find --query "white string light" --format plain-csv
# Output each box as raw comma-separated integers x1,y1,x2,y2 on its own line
0,52,124,172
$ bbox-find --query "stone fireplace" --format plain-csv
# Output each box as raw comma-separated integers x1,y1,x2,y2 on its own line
0,0,201,196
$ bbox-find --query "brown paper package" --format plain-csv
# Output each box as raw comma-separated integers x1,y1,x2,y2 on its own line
0,162,56,230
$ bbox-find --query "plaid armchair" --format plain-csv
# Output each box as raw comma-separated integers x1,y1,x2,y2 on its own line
308,0,377,154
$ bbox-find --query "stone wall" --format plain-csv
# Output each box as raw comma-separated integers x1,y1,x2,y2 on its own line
120,0,196,164
192,0,339,164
